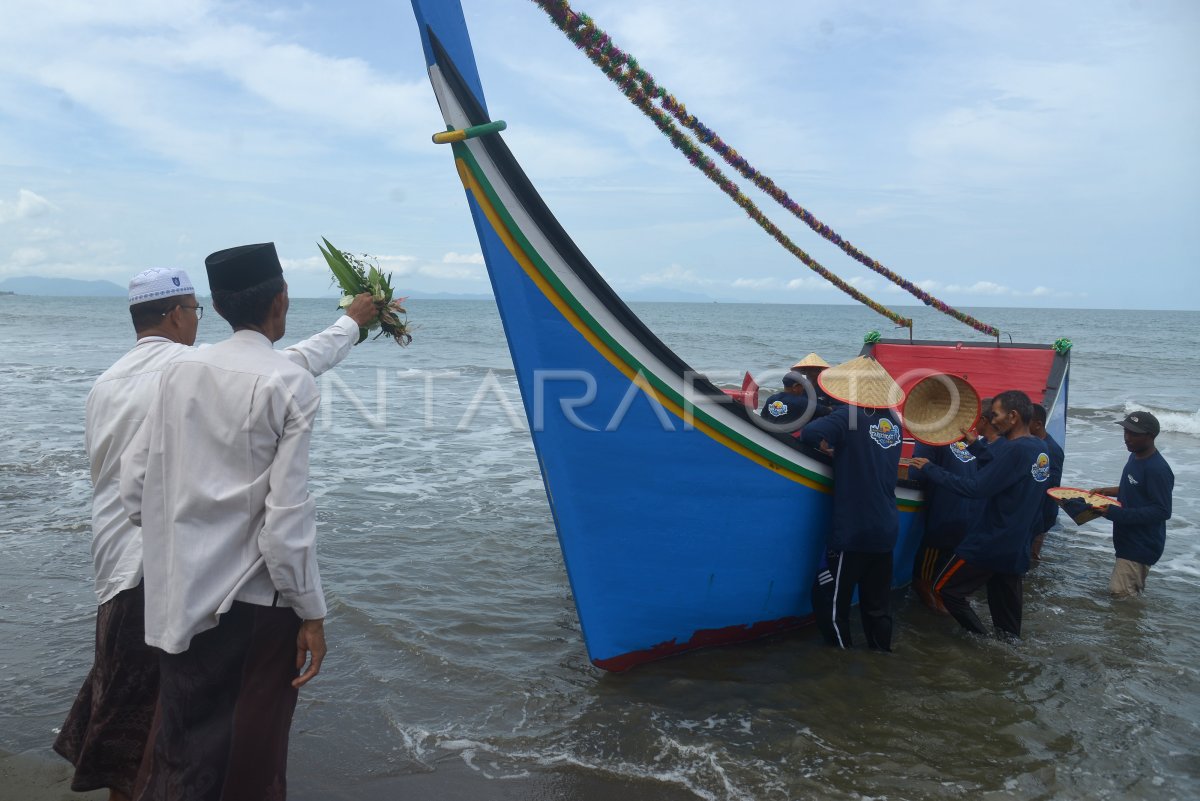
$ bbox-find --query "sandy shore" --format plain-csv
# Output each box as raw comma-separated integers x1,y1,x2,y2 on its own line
2,747,699,801
0,750,105,801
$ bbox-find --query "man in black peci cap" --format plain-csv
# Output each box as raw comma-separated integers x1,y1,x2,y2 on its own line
122,242,376,798
54,257,376,801
1083,411,1174,597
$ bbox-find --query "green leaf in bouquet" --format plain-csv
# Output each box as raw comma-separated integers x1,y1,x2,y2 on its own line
320,238,366,295
317,239,412,347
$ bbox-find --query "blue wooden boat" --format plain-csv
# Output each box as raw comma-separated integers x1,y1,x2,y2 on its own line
408,1,1070,670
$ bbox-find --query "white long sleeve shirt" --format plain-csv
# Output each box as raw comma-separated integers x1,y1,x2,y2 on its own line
87,315,358,605
121,329,332,653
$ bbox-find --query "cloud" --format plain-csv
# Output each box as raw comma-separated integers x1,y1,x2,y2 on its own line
785,276,836,292
416,261,486,281
731,277,777,289
909,278,1077,299
636,263,702,287
9,247,47,267
0,236,129,280
284,252,417,276
3,1,436,173
0,189,56,223
441,252,484,265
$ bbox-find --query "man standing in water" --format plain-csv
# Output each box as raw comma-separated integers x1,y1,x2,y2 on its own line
122,243,368,798
54,267,374,801
908,439,985,614
801,356,903,651
909,390,1051,639
1028,402,1065,562
1087,411,1174,597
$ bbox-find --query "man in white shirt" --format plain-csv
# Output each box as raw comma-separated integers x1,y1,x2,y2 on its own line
53,266,375,801
121,243,365,800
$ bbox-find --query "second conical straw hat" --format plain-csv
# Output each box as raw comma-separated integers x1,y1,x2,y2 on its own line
817,356,904,409
791,352,830,371
902,373,981,446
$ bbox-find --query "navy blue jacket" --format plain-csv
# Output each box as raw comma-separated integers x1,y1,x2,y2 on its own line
919,435,1052,574
1035,434,1065,535
909,441,986,549
801,405,901,553
967,436,1003,465
1107,451,1174,565
759,388,831,431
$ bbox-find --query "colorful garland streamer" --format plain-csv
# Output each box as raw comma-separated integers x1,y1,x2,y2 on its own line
1054,337,1073,354
530,0,1000,338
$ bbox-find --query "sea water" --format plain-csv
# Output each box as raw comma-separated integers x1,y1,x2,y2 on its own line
1,296,1197,800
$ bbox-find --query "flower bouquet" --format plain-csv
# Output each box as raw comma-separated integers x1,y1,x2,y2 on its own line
319,237,412,346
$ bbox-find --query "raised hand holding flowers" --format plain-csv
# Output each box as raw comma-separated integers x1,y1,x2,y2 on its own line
319,238,414,346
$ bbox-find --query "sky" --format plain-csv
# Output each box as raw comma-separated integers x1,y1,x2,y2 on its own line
1,0,1198,310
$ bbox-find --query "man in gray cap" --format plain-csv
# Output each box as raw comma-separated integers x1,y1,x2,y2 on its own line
122,243,374,799
54,264,375,801
1085,411,1174,597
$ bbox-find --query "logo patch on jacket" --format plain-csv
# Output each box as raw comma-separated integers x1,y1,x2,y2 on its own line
767,400,789,418
870,417,901,449
950,441,975,463
1127,474,1139,486
1031,452,1051,482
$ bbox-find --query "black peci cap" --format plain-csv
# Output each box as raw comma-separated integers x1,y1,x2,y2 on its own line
205,242,283,292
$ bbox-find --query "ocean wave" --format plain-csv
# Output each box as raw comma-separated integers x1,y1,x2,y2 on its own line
1067,403,1200,437
1120,401,1200,437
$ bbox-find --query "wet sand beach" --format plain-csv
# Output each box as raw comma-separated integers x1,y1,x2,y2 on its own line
0,750,105,801
0,748,699,801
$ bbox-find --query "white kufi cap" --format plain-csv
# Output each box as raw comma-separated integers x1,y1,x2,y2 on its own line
127,268,195,306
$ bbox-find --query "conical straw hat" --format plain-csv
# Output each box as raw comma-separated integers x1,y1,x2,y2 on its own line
901,373,981,446
817,356,903,409
791,352,830,371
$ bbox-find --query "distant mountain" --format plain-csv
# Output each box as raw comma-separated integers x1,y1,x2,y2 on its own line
0,276,127,297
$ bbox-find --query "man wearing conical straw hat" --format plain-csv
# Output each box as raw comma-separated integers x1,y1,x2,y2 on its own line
791,351,830,378
909,391,1053,639
790,352,836,410
800,356,904,651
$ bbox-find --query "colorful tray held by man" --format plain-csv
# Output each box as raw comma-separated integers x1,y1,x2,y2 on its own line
1048,487,1122,525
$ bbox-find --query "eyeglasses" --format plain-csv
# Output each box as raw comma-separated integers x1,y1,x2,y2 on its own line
164,304,204,320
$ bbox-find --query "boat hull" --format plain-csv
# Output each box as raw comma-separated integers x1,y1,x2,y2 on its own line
410,1,1069,670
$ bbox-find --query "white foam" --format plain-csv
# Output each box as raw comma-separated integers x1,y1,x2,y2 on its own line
1121,401,1200,437
440,738,495,753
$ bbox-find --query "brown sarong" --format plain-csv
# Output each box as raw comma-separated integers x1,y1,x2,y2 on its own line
136,602,303,801
54,582,159,797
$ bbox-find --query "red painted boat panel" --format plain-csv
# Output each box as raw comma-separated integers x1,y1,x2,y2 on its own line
872,343,1056,403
